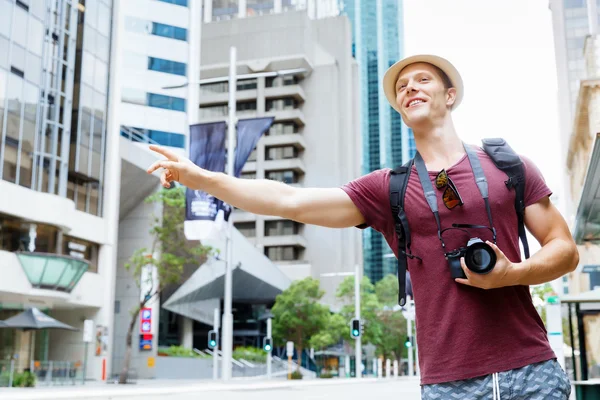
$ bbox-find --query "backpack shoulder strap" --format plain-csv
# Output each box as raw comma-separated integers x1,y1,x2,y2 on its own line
390,159,414,306
481,138,530,259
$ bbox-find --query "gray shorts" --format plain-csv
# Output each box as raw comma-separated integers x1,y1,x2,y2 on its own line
421,359,571,400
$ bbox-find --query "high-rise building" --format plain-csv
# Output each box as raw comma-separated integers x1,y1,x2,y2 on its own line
119,0,190,149
340,0,412,283
197,8,363,308
550,0,600,223
0,0,118,382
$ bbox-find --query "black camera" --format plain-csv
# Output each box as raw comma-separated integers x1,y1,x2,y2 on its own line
446,238,497,279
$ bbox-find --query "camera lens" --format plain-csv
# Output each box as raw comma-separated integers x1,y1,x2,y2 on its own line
465,242,496,274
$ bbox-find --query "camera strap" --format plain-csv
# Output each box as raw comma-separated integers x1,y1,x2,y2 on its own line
414,143,497,250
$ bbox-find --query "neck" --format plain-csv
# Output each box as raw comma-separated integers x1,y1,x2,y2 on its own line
412,114,464,170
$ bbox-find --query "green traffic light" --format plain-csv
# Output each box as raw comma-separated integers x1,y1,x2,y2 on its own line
210,340,216,347
264,344,272,351
352,329,359,336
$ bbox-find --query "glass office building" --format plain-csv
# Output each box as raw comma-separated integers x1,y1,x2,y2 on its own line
0,0,112,216
340,0,413,283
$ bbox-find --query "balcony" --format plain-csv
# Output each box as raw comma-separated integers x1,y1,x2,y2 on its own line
264,85,305,103
262,235,307,248
198,89,258,106
262,133,306,150
264,158,305,174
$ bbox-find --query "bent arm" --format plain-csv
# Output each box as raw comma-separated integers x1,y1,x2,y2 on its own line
511,196,579,285
203,170,365,229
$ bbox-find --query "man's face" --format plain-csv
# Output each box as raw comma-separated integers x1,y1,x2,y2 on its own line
394,62,456,127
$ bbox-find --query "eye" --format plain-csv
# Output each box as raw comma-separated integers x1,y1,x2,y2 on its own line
397,84,406,92
420,77,429,82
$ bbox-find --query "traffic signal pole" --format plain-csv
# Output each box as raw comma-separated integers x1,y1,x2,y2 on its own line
354,263,361,379
266,317,272,379
213,308,219,380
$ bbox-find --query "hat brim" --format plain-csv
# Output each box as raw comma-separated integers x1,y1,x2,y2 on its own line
382,54,464,114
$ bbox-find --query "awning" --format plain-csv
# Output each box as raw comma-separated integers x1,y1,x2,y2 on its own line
573,133,600,243
0,307,78,330
16,252,89,293
163,227,291,322
561,288,600,304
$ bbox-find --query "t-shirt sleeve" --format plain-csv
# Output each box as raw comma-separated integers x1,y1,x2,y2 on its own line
340,169,390,232
521,155,553,207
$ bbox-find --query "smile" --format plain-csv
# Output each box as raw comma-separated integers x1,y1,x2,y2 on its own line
408,99,426,108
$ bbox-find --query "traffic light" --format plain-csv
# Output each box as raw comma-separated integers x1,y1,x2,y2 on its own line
405,336,413,348
351,319,361,339
208,330,218,349
263,336,272,352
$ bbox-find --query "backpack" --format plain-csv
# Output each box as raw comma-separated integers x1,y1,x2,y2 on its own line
389,138,530,306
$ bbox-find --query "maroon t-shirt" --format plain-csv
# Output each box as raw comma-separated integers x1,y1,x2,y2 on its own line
341,146,555,385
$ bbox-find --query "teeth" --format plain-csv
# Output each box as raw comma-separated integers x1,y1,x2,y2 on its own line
409,100,424,107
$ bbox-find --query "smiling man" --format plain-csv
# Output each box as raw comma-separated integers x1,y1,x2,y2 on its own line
147,54,578,399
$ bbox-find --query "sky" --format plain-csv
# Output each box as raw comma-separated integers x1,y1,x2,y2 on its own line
402,0,564,255
402,0,563,201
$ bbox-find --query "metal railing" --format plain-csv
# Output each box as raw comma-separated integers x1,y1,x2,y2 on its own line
120,125,160,145
0,360,82,387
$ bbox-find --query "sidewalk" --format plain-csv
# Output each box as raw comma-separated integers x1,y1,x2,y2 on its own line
0,376,419,399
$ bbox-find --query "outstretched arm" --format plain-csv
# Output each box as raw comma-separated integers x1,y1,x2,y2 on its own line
146,145,365,229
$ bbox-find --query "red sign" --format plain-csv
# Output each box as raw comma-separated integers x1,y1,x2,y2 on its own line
140,308,152,334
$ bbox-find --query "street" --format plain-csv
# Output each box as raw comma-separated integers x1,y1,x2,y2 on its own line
0,378,422,400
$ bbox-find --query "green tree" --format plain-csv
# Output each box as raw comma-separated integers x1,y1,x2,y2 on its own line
335,276,382,345
119,187,212,384
309,313,346,350
271,277,332,371
373,275,408,360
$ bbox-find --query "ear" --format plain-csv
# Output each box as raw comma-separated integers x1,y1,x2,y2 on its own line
446,87,457,108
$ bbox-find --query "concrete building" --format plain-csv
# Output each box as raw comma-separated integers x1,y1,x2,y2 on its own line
550,0,600,225
0,0,117,382
567,33,600,295
196,10,363,307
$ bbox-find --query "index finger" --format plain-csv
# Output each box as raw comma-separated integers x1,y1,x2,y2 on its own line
149,144,178,161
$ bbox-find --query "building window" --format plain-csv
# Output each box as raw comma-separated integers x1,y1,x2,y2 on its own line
267,122,297,136
0,213,58,253
157,0,188,6
63,235,99,273
266,170,297,184
147,92,186,111
240,171,256,179
265,220,298,236
266,98,297,111
264,246,300,261
122,89,185,112
266,75,298,87
247,149,257,162
266,146,298,160
235,222,256,238
151,21,187,41
200,101,256,118
148,57,187,76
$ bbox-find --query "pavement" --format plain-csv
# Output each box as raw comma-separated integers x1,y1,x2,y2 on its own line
0,376,423,400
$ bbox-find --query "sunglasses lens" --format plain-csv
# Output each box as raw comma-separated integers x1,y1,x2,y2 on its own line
436,170,448,189
443,186,463,209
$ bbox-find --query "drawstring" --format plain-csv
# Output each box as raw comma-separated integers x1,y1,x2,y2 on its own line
492,372,501,400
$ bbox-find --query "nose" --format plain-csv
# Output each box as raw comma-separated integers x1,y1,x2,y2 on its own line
406,80,417,94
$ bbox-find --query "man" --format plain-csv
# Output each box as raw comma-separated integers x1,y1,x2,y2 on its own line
147,54,578,399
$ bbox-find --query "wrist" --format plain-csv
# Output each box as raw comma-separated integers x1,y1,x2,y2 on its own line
507,261,529,286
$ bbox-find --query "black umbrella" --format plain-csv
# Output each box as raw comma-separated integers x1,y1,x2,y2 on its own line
1,307,77,331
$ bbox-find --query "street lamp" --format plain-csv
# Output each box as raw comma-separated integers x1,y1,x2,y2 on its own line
320,264,362,379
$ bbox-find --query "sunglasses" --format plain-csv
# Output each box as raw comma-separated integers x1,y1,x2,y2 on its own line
435,169,464,210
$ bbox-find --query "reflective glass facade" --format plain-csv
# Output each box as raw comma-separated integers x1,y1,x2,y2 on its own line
0,0,113,217
341,0,411,283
